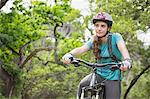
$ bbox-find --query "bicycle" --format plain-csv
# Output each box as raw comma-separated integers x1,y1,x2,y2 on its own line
70,58,122,99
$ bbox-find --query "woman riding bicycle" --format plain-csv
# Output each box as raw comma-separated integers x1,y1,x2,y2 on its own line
62,12,132,99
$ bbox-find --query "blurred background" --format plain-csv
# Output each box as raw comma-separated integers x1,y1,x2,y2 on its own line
0,0,150,99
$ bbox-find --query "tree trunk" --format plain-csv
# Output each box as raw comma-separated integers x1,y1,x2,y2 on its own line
0,0,9,9
0,65,15,97
0,46,54,98
123,65,150,99
4,77,15,97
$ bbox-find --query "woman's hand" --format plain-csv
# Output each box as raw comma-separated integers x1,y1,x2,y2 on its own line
62,53,73,64
120,59,132,71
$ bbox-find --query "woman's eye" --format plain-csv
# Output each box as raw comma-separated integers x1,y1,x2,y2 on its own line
101,25,105,27
96,24,99,26
95,24,99,28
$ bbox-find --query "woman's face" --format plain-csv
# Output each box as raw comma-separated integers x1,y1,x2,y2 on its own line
94,21,111,37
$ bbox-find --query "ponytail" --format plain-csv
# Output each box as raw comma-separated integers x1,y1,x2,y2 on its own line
93,35,102,60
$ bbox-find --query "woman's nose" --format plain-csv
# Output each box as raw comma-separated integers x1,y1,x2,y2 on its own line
97,26,102,30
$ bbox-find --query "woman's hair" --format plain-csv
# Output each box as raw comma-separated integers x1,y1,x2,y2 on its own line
93,35,102,60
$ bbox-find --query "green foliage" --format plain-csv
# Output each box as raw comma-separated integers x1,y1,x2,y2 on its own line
0,12,45,49
63,9,81,22
0,0,149,98
2,62,25,96
0,93,5,99
2,63,20,77
0,33,13,47
130,75,150,99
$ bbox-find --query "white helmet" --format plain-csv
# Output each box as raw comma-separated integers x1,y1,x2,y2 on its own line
92,12,113,27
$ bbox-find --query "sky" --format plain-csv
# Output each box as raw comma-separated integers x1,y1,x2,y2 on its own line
71,0,90,16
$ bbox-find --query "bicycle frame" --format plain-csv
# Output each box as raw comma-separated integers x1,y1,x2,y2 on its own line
80,70,105,99
71,58,121,99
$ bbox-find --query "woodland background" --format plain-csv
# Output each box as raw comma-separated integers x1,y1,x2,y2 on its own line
0,0,150,99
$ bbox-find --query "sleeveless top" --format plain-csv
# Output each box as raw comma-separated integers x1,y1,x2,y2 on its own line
86,33,124,80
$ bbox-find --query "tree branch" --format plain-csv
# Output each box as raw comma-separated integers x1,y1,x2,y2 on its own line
123,65,150,99
53,22,63,62
34,55,65,66
6,45,19,55
20,47,54,68
0,0,9,9
18,41,31,65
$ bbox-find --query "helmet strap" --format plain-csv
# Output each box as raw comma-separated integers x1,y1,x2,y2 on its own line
98,31,109,38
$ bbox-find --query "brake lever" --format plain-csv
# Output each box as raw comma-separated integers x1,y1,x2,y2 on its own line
71,58,81,67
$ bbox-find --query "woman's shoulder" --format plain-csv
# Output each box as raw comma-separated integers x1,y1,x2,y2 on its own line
110,32,124,42
111,32,122,37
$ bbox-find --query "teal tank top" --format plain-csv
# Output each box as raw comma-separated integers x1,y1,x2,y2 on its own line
86,33,124,80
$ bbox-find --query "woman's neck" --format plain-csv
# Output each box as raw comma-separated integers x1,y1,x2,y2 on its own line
99,35,108,43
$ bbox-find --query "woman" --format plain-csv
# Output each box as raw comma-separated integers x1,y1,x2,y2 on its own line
62,12,132,99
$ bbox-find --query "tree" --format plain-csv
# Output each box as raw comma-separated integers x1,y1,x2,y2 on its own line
0,0,82,98
0,0,9,9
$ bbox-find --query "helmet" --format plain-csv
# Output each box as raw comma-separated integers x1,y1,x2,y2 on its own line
92,12,113,27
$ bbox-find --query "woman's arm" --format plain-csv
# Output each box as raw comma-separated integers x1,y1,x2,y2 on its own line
117,40,130,59
69,44,90,56
117,40,131,71
62,44,90,64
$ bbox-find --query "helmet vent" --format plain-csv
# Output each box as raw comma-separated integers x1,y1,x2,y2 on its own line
97,12,106,20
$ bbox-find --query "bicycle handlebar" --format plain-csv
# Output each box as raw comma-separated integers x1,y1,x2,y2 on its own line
71,58,122,70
